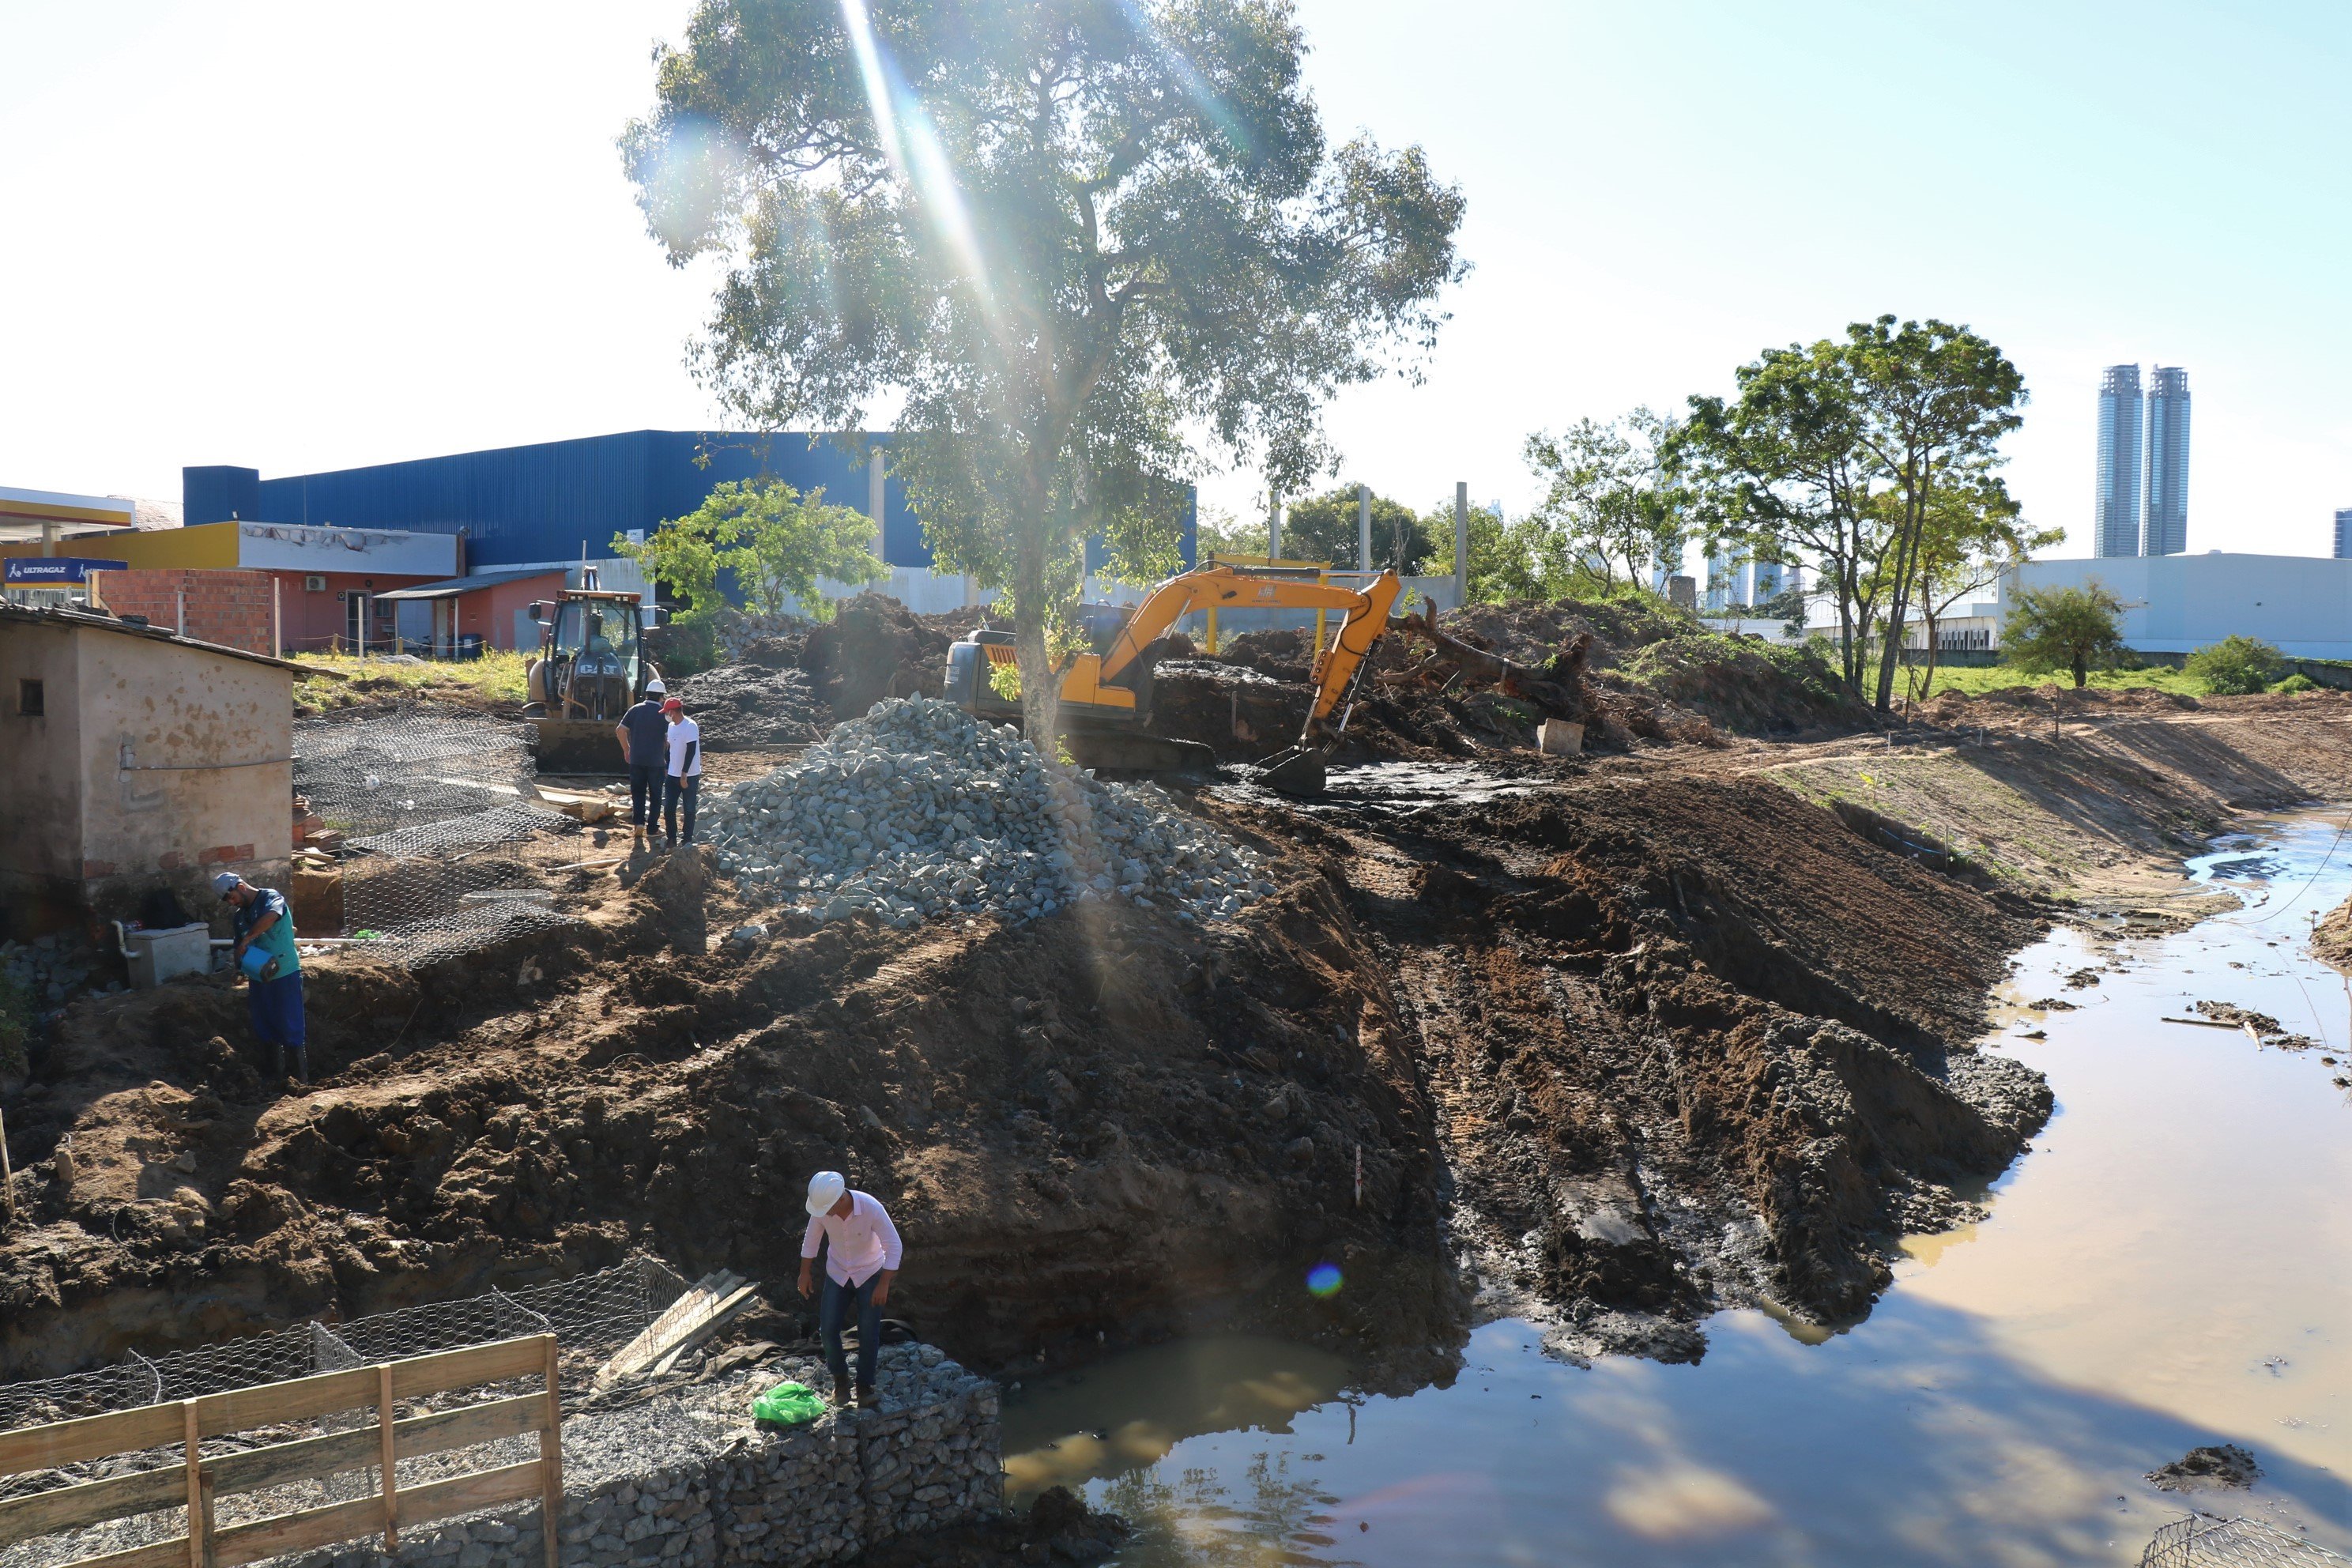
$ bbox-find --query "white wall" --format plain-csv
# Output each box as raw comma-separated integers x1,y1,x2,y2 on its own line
2003,554,2352,660
236,522,458,577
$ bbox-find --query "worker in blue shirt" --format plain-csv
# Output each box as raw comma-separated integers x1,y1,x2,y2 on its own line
215,872,307,1085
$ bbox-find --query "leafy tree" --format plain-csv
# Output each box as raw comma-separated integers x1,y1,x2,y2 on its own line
1679,317,2026,711
1902,476,2057,700
1196,501,1269,561
2002,581,2127,688
1280,485,1431,573
1523,407,1687,590
2184,634,2284,696
614,479,884,624
625,0,1465,744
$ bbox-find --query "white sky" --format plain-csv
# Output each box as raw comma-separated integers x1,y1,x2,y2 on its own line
4,2,2348,564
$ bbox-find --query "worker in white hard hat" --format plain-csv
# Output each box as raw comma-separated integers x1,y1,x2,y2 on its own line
214,870,307,1085
798,1170,903,1409
615,679,669,849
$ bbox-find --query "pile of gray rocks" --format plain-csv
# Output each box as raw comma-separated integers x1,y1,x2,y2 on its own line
2,937,111,1012
701,697,1272,927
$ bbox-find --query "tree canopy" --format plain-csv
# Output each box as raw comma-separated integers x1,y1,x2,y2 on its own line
624,0,1465,740
2001,581,2127,688
1280,485,1431,573
615,479,883,624
1523,408,1687,591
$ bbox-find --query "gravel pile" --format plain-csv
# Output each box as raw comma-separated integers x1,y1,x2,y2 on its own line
701,698,1272,926
668,665,829,749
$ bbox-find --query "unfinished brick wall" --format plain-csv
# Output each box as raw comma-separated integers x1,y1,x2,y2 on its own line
89,569,275,655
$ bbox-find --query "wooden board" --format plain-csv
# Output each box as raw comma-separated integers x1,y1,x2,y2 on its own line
53,1537,194,1568
0,1405,187,1479
387,1336,551,1401
394,1461,546,1532
0,1465,183,1547
209,1494,389,1568
594,1272,745,1389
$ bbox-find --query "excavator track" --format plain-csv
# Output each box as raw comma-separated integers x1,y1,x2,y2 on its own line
1061,727,1218,778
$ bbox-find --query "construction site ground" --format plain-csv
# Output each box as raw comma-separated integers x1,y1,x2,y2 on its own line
12,635,2352,1409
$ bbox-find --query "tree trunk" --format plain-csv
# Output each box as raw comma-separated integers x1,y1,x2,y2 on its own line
2072,657,2087,689
1012,526,1060,753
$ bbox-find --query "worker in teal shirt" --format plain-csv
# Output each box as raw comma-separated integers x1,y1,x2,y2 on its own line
215,872,307,1085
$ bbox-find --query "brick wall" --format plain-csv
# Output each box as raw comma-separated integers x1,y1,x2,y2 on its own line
89,569,275,655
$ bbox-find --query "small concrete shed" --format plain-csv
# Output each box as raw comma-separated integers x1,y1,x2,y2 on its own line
0,605,300,938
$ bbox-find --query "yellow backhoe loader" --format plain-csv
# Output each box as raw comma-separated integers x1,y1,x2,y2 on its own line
943,564,1401,794
521,590,664,774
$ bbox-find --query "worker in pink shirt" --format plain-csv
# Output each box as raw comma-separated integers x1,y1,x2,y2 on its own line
798,1170,903,1409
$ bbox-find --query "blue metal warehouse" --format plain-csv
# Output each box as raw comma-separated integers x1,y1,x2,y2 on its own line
184,430,1196,578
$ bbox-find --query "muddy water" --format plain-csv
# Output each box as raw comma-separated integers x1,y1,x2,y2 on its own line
1003,812,2352,1565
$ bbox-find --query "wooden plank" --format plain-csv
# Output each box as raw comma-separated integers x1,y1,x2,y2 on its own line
596,1272,744,1388
387,1336,551,1401
537,1340,562,1568
0,1465,183,1546
393,1461,545,1532
208,1495,386,1568
192,1368,376,1439
647,1284,759,1378
0,1404,187,1477
199,1393,547,1502
181,1404,201,1568
54,1536,195,1568
377,1366,398,1551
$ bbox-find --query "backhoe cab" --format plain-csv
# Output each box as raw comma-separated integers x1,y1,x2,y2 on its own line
522,590,663,774
943,564,1401,795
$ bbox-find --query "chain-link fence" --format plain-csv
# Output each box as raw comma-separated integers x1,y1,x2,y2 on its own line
2143,1516,2348,1566
294,707,605,965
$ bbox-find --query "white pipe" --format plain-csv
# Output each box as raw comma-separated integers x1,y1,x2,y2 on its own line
1356,484,1371,573
1267,491,1281,560
1454,481,1469,611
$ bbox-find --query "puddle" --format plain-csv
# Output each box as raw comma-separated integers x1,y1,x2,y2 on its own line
1003,812,2352,1565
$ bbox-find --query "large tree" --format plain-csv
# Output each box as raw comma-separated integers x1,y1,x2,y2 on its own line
1522,407,1687,591
1679,318,2026,711
624,0,1466,742
1280,484,1431,574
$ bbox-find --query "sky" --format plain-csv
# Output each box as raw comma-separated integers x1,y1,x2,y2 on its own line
3,1,2349,564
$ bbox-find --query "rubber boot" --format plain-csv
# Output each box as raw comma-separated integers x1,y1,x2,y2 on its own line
831,1382,853,1410
854,1382,877,1410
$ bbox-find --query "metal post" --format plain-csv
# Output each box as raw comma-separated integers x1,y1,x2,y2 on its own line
868,450,887,562
272,578,282,660
1356,484,1371,574
1266,491,1281,560
356,595,366,662
1453,481,1468,611
175,590,187,639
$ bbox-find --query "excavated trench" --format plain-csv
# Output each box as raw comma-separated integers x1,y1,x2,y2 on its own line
0,765,2048,1404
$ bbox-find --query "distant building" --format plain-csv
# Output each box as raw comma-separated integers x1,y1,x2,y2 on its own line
2095,365,2144,558
1704,547,1746,611
2000,552,2352,660
1749,558,1786,605
2333,507,2352,560
2143,366,2192,555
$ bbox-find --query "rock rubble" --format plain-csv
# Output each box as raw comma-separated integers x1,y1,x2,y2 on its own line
701,697,1272,927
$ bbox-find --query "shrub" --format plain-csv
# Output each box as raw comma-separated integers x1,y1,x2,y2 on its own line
2273,673,2317,694
2184,635,2284,696
2002,582,2127,688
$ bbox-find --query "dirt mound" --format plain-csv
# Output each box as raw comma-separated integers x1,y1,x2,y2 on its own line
2148,1443,2260,1491
1622,634,1866,736
803,594,954,718
668,663,828,748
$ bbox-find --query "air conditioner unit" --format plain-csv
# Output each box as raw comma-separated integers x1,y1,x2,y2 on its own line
303,575,326,592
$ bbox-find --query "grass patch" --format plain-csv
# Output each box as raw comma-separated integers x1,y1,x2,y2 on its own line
1892,662,2211,701
292,650,532,714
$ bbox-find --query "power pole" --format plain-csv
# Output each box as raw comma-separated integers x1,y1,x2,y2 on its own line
1267,490,1282,560
1453,481,1469,612
1356,484,1371,574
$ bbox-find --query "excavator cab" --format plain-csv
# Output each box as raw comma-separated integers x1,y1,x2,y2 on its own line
943,565,1400,793
522,590,662,773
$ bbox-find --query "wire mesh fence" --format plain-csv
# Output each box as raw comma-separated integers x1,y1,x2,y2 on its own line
2143,1516,2348,1566
0,1258,694,1568
294,707,603,965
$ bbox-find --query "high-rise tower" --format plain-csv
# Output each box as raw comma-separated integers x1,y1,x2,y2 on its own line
2094,364,2143,558
2143,366,2191,556
2334,507,2352,560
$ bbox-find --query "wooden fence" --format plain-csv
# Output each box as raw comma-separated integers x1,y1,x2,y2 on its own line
0,1335,562,1568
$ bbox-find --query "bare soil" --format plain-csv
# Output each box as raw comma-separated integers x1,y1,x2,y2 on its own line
11,653,2352,1404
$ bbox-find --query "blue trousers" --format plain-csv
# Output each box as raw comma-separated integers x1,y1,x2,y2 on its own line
663,774,699,845
248,971,307,1079
820,1272,881,1391
628,763,663,827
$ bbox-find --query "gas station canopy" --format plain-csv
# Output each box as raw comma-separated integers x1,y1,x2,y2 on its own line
0,485,138,546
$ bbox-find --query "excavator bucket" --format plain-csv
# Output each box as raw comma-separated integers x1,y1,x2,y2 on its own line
531,719,627,777
1253,745,1327,797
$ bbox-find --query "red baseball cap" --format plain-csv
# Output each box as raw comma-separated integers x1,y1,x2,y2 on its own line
662,697,684,712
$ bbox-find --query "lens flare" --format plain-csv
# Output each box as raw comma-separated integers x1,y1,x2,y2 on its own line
839,0,993,311
1306,1262,1343,1298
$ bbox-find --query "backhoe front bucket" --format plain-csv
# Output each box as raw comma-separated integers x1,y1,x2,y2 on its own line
1254,745,1327,797
531,718,628,777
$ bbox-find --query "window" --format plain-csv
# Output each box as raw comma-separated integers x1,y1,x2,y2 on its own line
17,679,43,717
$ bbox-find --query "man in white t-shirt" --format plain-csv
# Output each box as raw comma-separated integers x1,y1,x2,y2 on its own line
798,1170,903,1408
660,696,703,847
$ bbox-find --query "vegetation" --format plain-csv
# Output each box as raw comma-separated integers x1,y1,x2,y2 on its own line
2000,582,2128,688
290,649,533,714
1905,661,2206,700
625,0,1466,744
2275,673,2318,694
2183,635,2284,696
614,478,882,626
1676,316,2032,711
1523,408,1687,591
1279,486,1432,574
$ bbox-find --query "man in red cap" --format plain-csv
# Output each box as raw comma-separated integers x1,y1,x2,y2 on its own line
661,695,703,847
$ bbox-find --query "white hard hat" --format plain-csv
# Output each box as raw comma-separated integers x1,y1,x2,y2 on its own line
644,679,666,695
805,1170,846,1217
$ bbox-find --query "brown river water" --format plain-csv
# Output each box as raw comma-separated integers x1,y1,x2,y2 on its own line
1001,812,2352,1566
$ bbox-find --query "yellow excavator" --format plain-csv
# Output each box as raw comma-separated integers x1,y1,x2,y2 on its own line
943,563,1402,794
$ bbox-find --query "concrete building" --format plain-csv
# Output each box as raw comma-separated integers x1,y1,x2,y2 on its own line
2143,366,2192,555
375,568,571,654
2095,364,2144,558
2332,507,2352,560
2000,552,2352,660
0,605,299,937
0,521,460,652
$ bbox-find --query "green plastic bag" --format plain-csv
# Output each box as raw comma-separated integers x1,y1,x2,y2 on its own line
752,1380,828,1427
